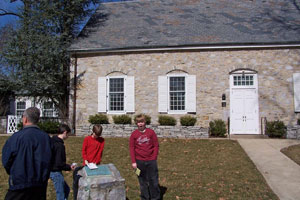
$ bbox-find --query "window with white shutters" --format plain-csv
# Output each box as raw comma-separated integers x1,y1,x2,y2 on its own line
98,76,135,114
293,73,300,112
158,74,196,114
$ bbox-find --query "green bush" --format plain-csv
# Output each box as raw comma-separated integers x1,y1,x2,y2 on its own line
180,115,197,126
209,119,227,137
158,115,176,126
38,121,60,134
134,114,151,125
88,114,109,124
17,120,59,134
113,115,132,124
266,120,286,138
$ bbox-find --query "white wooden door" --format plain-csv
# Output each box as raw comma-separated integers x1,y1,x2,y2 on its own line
230,88,259,134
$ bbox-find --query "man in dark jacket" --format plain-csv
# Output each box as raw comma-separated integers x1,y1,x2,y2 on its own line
2,107,52,200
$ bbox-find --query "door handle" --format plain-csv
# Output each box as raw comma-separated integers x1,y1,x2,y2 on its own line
243,116,246,122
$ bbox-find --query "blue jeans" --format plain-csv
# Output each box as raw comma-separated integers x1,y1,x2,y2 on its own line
50,172,70,200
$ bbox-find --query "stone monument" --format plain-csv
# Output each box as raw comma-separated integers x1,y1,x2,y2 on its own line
77,163,126,200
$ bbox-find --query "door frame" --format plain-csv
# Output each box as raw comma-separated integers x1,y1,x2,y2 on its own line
229,69,259,134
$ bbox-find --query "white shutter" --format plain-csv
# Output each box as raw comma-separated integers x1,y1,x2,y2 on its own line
158,76,168,113
186,75,196,113
98,77,107,112
125,76,135,113
293,73,300,112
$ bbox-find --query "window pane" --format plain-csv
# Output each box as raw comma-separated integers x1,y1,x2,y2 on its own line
169,76,185,111
16,102,26,116
43,102,54,117
109,78,124,92
170,77,185,91
109,93,124,111
109,78,124,111
233,75,254,86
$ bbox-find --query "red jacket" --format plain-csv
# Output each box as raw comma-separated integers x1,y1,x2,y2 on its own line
129,128,159,163
82,135,105,165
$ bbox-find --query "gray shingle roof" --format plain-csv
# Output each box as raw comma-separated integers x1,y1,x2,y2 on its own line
70,0,300,52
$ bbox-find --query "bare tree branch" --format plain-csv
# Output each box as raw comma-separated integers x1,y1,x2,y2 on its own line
0,9,22,18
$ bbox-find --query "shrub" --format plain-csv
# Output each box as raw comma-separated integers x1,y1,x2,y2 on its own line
180,115,197,126
265,120,286,138
38,121,60,134
158,115,176,126
209,119,227,137
297,119,300,125
134,114,151,125
88,114,109,124
17,120,59,134
113,115,132,124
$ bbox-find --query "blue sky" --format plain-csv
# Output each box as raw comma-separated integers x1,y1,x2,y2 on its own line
0,0,22,27
0,0,130,28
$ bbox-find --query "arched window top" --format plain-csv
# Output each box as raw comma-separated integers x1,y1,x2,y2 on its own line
229,68,257,75
166,69,188,75
106,71,127,76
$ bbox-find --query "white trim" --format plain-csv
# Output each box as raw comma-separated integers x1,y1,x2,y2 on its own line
167,74,187,114
125,76,135,113
70,44,300,55
230,72,259,134
158,76,168,113
293,73,300,112
98,77,107,112
186,75,196,113
107,76,126,114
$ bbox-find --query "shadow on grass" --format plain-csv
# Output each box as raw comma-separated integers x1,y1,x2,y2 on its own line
125,185,167,200
160,185,167,199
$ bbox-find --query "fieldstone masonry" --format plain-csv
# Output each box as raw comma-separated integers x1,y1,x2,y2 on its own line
70,49,300,134
76,124,209,138
77,164,125,200
287,125,300,139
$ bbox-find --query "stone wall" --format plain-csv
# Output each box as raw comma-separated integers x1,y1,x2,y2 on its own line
70,49,300,134
76,124,209,138
287,125,300,139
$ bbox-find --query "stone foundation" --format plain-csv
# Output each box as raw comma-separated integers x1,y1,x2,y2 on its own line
76,124,209,138
287,125,300,139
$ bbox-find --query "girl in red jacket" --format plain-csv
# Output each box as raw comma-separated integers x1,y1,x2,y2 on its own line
130,114,161,200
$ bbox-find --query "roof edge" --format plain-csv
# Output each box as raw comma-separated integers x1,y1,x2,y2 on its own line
69,42,300,56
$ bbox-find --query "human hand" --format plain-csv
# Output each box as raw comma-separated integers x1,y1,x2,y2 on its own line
71,163,77,171
132,163,137,169
85,160,89,165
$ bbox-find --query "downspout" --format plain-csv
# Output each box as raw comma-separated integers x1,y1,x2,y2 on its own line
73,54,77,135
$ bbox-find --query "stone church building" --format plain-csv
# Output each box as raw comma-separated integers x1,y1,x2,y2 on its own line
69,0,300,136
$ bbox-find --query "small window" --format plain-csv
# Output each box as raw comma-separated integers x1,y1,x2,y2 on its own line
233,75,254,86
109,78,124,111
169,77,185,111
43,102,55,117
16,101,26,116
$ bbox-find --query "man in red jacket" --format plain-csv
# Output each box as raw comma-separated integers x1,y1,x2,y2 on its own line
130,114,160,200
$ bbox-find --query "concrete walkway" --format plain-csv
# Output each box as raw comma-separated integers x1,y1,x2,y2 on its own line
237,139,300,200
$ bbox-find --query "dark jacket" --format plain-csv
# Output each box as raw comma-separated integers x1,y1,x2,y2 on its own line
2,125,52,190
51,136,71,172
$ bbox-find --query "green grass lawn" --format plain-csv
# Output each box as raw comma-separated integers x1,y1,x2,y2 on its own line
281,144,300,167
0,136,278,200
